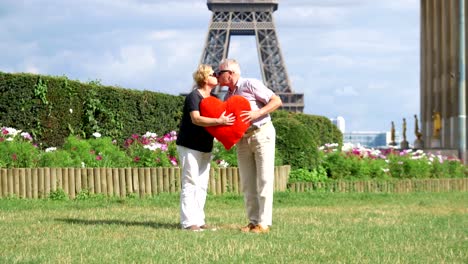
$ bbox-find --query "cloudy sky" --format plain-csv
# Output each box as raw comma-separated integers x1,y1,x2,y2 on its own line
0,0,420,142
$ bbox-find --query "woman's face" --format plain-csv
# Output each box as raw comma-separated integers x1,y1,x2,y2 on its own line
206,70,218,87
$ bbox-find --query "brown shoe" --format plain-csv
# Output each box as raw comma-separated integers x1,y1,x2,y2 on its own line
251,224,270,234
240,223,256,233
184,225,202,232
200,224,217,231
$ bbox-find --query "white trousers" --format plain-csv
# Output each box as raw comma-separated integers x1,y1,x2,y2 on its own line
177,145,211,228
237,122,276,227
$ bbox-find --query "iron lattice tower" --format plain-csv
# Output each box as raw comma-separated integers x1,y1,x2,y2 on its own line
200,0,304,112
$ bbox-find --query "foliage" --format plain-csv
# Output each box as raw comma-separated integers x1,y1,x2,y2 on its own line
0,71,184,148
273,117,319,170
272,110,343,148
48,188,68,201
0,127,180,168
124,131,178,167
0,127,39,168
288,167,328,183
211,140,237,168
317,143,467,180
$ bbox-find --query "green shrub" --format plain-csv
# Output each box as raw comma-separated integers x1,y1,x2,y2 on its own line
48,188,68,201
289,167,328,183
273,117,318,170
38,149,75,167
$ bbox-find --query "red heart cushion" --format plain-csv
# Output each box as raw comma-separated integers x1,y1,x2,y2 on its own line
200,95,251,150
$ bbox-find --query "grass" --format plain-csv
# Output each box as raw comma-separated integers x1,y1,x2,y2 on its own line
0,192,467,263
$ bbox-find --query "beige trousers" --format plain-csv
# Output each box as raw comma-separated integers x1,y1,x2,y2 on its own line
237,122,276,227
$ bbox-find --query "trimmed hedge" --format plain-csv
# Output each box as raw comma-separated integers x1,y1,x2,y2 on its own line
0,72,184,147
1,71,342,171
272,110,343,170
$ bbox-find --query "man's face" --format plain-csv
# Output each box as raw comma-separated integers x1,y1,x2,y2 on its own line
215,69,233,86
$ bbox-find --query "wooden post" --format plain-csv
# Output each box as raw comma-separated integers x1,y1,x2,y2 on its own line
0,169,6,197
69,168,75,199
157,167,163,194
113,168,120,197
81,168,87,191
75,168,82,196
100,167,107,196
88,168,95,194
175,167,181,193
145,168,151,196
13,168,20,197
19,168,26,198
132,168,139,194
106,168,113,196
150,168,157,196
220,168,227,194
44,167,50,197
50,168,57,192
227,167,233,193
125,168,132,194
232,168,239,194
215,168,222,195
119,168,126,197
57,167,63,191
39,168,45,198
94,168,100,194
209,168,216,195
138,168,145,197
32,168,38,199
163,167,169,193
169,168,175,193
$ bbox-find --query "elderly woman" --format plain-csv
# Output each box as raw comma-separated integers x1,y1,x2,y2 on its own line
176,64,235,231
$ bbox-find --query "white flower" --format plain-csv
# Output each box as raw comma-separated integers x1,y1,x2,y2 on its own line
218,160,229,168
20,132,33,141
81,162,86,168
69,108,73,114
144,131,157,139
143,142,163,151
92,132,101,138
45,147,57,152
382,168,390,173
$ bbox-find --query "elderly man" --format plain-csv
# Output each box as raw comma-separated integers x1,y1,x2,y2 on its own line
216,58,282,233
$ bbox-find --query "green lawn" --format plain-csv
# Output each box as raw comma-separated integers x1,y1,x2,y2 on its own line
0,192,467,263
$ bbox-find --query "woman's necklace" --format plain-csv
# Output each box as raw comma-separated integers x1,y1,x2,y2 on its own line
198,88,211,98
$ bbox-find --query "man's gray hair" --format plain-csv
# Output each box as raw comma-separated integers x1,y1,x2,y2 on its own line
219,58,241,75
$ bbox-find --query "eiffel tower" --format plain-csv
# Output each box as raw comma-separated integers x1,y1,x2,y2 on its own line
199,0,304,112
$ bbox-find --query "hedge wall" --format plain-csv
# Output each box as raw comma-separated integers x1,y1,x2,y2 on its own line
0,72,184,147
272,110,343,170
0,71,342,170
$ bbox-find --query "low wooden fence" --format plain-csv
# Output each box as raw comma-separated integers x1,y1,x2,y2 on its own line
289,178,468,193
0,165,291,199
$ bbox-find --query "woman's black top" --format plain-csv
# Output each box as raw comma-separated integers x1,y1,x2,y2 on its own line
176,89,215,153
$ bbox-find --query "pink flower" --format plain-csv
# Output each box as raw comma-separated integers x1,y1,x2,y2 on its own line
133,156,140,162
96,155,102,161
12,153,17,161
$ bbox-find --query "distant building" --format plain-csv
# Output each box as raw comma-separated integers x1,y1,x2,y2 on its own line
330,116,345,133
343,131,400,148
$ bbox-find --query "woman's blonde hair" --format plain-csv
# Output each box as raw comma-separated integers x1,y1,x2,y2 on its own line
193,64,213,88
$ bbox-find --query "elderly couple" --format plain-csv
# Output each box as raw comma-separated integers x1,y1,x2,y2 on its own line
175,59,282,233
